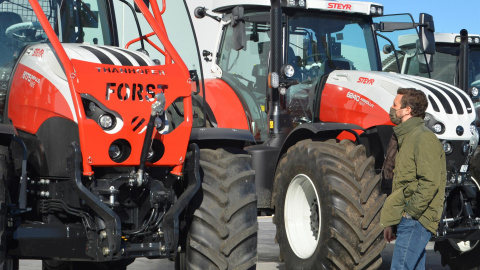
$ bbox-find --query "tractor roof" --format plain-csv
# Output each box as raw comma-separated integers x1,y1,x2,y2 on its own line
434,33,480,45
212,0,383,17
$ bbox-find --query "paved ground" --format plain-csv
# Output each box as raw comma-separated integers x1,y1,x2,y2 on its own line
19,217,448,269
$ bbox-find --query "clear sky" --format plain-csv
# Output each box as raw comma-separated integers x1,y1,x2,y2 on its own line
381,0,480,35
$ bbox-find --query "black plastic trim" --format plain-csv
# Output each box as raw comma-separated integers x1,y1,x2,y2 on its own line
69,141,122,260
163,143,201,255
190,127,255,142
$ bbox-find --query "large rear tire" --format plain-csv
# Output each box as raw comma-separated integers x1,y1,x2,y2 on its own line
183,148,257,270
435,239,480,270
0,146,18,270
273,139,386,270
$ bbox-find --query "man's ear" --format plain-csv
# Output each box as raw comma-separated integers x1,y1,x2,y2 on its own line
405,106,412,115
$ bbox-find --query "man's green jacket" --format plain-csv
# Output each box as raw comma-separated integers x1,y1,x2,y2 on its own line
380,117,446,234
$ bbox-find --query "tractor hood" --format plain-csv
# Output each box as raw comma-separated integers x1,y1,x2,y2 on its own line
39,44,155,81
325,70,476,141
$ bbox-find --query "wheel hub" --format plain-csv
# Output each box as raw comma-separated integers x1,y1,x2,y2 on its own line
310,199,319,240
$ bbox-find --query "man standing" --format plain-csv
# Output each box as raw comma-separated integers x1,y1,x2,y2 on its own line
380,88,446,269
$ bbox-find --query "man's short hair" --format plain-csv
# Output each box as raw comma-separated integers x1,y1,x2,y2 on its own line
397,88,428,118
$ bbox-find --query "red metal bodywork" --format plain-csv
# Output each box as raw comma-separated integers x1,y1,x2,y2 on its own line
22,0,192,175
319,82,392,128
204,78,249,130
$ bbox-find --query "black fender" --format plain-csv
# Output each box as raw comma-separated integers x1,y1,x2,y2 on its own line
248,122,363,210
190,127,255,149
280,122,364,160
0,123,17,144
359,125,394,170
17,117,79,177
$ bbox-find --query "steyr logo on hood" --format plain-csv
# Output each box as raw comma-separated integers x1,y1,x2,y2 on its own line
357,77,374,85
327,3,352,10
106,83,166,101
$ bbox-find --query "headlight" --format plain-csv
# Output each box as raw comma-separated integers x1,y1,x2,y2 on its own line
282,65,295,78
433,123,444,133
108,139,131,163
469,86,479,98
424,113,445,134
99,114,115,130
283,0,306,8
475,37,480,44
442,141,453,154
109,144,122,160
471,123,477,135
370,5,383,16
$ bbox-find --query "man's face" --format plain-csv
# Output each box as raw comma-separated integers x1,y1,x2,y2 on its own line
392,94,411,123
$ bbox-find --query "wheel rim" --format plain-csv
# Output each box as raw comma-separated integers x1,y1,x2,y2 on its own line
448,239,479,253
284,174,321,259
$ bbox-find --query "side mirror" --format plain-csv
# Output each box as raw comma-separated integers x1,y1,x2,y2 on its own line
134,0,149,12
377,22,415,32
419,13,435,55
194,6,207,19
417,39,434,73
231,6,246,51
383,44,393,54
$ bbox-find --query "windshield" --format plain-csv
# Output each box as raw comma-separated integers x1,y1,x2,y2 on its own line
116,0,206,128
217,11,380,137
0,0,114,45
0,0,114,68
286,13,379,124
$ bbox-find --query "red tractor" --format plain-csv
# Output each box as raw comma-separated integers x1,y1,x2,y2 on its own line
196,0,478,269
0,0,257,269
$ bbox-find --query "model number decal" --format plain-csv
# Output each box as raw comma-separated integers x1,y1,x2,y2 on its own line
22,71,41,88
105,83,166,101
32,48,44,58
327,3,352,10
357,77,374,85
347,91,374,108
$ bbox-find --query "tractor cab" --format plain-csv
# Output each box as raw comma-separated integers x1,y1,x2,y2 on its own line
201,0,433,141
433,33,480,90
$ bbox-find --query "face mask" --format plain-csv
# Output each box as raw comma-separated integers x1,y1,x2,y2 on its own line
389,107,403,125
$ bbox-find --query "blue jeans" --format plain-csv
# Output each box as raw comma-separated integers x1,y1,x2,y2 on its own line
391,217,432,270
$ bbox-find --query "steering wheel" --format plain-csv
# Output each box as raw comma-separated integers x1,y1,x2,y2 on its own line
5,21,43,42
299,53,324,66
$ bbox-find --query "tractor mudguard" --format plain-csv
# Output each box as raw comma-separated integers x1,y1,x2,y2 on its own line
248,122,364,210
280,122,364,158
190,127,255,149
0,123,17,142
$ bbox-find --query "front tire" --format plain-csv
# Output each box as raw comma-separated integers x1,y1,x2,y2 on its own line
273,139,386,270
183,148,258,270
